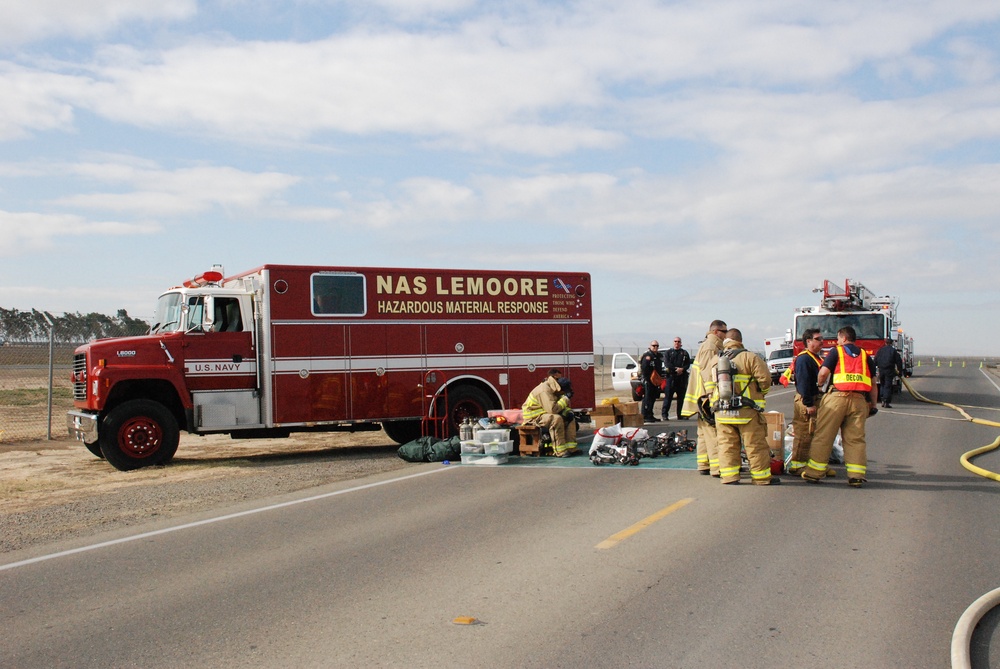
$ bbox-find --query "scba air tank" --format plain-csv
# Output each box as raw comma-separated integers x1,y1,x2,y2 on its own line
717,354,733,402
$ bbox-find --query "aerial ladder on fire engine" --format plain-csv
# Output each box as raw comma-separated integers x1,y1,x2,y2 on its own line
819,279,900,330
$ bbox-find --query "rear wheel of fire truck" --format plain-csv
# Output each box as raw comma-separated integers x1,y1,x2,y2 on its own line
447,385,496,436
99,399,180,471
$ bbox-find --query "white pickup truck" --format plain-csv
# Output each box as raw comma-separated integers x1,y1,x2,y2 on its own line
764,335,794,383
610,352,643,401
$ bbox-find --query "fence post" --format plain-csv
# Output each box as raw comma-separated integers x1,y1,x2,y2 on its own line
43,313,55,440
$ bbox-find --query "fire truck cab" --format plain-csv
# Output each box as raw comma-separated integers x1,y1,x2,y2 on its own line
69,264,595,470
791,279,912,386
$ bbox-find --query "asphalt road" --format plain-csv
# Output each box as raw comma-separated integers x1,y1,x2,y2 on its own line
3,364,1000,668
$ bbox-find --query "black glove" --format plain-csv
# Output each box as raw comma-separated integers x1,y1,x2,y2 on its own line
868,405,878,417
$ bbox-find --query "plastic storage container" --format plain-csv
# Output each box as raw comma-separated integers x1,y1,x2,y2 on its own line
475,429,512,443
461,441,485,454
483,440,514,455
460,452,509,465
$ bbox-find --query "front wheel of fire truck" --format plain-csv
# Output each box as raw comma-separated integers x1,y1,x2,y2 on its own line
99,399,180,471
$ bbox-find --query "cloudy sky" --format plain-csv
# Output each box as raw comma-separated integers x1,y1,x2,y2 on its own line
1,0,998,357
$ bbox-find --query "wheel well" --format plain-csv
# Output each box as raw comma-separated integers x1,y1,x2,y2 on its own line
104,379,185,429
446,378,502,410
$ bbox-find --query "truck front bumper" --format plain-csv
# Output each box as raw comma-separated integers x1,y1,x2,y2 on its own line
67,411,99,444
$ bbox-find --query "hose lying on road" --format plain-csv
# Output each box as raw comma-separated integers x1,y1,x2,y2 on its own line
900,376,1000,481
900,376,1000,668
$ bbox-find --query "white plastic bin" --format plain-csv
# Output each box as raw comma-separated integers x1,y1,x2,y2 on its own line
475,429,512,443
483,440,514,455
461,441,485,454
460,452,509,466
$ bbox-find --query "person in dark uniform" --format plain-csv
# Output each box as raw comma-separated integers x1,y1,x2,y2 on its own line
639,341,665,422
662,337,692,421
873,339,903,408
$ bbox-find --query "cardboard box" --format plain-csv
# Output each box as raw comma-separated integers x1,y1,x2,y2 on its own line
616,401,641,416
620,414,644,428
592,414,619,431
591,405,616,418
764,411,785,457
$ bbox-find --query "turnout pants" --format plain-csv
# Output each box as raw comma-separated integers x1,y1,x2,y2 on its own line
695,415,719,475
531,413,577,454
716,413,773,484
803,391,868,480
789,394,818,471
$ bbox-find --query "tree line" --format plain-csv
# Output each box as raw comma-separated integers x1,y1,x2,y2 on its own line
0,307,150,344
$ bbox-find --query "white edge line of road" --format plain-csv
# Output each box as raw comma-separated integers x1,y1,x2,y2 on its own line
0,466,455,573
980,367,1000,393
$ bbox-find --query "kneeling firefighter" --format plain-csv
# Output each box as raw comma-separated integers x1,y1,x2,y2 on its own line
708,329,774,485
521,369,579,457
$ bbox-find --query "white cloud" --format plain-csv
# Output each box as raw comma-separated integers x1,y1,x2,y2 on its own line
0,209,159,256
52,162,301,215
0,64,87,140
0,0,196,48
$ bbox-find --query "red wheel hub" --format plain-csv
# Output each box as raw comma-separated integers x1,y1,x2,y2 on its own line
118,417,163,459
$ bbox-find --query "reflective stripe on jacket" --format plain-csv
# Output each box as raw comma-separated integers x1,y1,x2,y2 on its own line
522,377,561,421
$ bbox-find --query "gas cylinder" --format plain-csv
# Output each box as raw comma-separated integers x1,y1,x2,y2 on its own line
459,418,473,441
717,353,733,402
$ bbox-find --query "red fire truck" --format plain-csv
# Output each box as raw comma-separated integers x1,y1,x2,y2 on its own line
68,264,595,470
791,279,912,375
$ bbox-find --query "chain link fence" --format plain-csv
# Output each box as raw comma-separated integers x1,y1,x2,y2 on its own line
0,309,148,443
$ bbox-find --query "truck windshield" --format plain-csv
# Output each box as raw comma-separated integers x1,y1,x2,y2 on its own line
152,293,184,333
795,313,887,341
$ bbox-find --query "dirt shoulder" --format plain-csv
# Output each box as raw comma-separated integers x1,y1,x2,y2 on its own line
0,430,412,554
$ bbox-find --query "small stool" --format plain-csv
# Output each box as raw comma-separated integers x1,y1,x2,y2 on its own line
517,425,542,457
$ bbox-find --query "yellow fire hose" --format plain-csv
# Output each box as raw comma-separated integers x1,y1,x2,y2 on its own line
906,373,1000,668
901,376,1000,481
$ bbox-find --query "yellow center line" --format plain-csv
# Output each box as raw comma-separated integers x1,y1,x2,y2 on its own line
595,497,694,550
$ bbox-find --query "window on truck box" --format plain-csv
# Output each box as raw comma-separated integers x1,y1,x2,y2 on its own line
312,273,366,316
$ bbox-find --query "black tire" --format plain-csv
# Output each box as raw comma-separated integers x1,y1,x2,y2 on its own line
99,399,179,471
446,385,497,437
383,419,423,445
84,441,104,459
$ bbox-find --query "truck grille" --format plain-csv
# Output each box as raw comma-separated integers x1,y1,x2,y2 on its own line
73,353,88,401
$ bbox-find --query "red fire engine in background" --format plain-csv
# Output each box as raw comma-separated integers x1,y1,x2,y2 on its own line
68,264,595,470
790,278,913,375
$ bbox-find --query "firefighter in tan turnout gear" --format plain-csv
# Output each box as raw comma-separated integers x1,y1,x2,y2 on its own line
708,329,776,485
681,320,727,476
801,325,878,487
521,369,580,457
